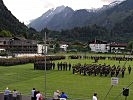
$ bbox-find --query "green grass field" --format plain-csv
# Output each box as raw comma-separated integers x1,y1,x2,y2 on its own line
0,54,133,100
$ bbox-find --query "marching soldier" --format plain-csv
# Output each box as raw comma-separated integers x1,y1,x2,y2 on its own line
57,62,59,70
128,65,131,74
121,67,126,78
68,63,71,71
116,67,119,77
52,62,55,70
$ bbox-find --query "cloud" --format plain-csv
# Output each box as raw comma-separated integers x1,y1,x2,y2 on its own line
101,0,114,3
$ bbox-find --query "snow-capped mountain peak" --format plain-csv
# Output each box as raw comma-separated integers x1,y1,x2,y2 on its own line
40,5,65,20
98,0,125,11
109,0,126,7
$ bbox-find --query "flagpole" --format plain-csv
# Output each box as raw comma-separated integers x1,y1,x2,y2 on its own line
44,32,47,99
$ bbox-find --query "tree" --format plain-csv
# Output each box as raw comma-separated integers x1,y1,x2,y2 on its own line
54,42,60,53
0,30,12,37
127,41,133,51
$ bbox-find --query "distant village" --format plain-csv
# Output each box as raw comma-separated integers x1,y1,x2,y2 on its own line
0,37,129,57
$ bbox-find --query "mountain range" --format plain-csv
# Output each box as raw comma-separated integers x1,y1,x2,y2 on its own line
28,0,133,31
1,0,133,42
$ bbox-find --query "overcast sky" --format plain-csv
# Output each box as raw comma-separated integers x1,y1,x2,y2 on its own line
3,0,118,24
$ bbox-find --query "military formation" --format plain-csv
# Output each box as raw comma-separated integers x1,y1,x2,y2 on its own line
34,55,132,78
0,57,31,66
72,63,129,78
68,55,133,61
33,55,132,78
0,55,65,66
57,62,72,71
34,61,55,70
67,55,133,78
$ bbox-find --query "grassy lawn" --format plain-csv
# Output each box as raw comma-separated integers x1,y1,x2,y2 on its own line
0,54,133,100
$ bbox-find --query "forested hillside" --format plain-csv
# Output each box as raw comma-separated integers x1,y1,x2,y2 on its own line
0,0,40,40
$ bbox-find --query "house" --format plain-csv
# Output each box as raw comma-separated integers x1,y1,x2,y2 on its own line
0,37,37,54
0,37,48,56
60,44,68,51
110,43,128,53
89,39,109,53
89,39,128,53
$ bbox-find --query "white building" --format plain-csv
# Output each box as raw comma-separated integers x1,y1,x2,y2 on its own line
60,44,68,51
0,49,5,53
37,44,48,54
110,43,127,53
89,40,109,53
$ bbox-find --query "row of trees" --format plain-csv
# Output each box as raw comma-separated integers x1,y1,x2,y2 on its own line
40,25,110,42
52,42,91,53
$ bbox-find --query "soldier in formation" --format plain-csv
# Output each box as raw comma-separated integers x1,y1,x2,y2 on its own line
72,63,126,78
128,65,131,74
34,61,55,70
56,62,72,71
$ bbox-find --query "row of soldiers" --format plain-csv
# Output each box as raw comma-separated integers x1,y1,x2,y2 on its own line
72,63,131,78
68,55,133,61
57,62,72,71
90,56,133,61
34,61,72,71
34,61,55,70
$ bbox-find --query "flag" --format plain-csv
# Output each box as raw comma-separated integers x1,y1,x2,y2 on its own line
94,38,96,47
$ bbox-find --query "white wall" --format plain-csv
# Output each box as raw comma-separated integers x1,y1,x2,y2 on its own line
89,44,108,53
37,44,47,54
